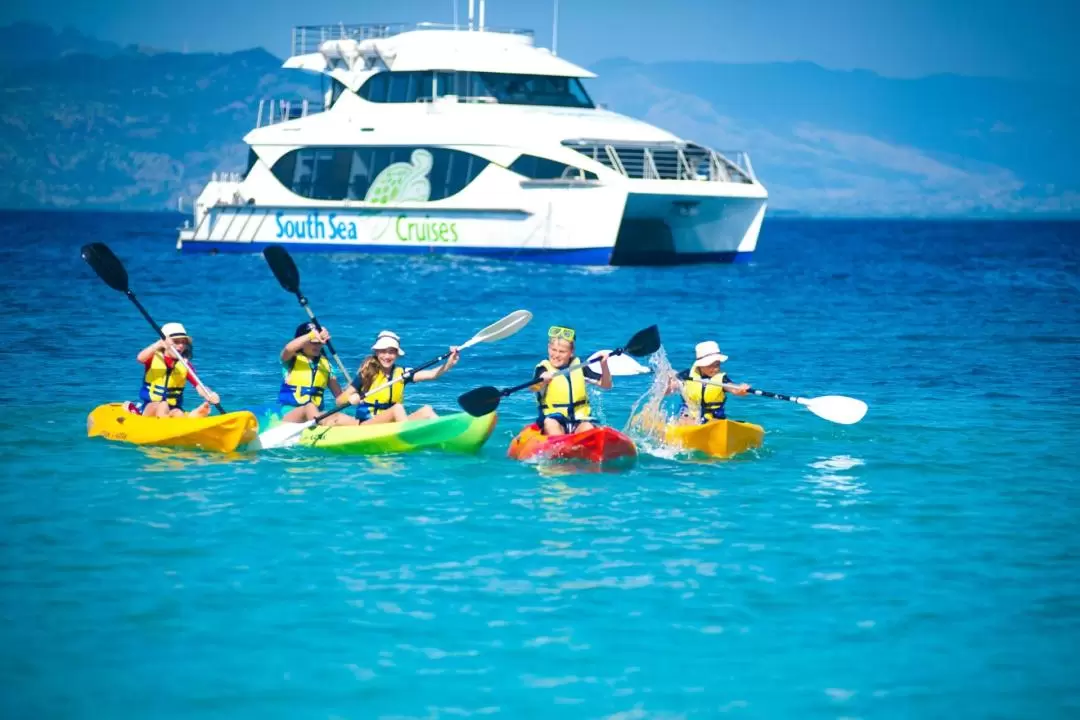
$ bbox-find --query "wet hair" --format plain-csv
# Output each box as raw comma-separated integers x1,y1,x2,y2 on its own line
358,354,383,393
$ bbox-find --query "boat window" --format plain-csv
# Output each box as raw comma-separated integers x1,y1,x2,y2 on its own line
357,71,594,108
244,148,258,178
508,154,598,181
271,146,490,202
329,78,347,108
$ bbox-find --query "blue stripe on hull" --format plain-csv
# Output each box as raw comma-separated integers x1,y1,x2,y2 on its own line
178,240,752,266
181,240,614,264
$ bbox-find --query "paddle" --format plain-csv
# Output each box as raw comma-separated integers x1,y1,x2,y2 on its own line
685,375,868,425
745,388,868,425
262,244,351,380
255,309,534,449
457,324,661,418
80,242,227,414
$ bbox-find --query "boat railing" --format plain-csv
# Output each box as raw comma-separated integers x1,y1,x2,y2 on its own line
256,97,325,128
563,141,757,184
291,23,535,56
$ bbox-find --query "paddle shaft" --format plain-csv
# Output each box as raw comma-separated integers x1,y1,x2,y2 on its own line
126,289,227,414
312,349,457,423
500,349,620,397
295,293,351,381
746,387,805,404
688,376,800,403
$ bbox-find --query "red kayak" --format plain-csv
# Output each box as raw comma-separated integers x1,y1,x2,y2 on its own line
508,423,638,467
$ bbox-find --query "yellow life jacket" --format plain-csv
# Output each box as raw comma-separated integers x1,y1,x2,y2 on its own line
278,352,332,407
536,358,591,421
681,366,727,422
361,366,406,413
139,352,188,407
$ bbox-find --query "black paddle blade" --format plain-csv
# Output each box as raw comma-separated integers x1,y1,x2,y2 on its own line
623,324,661,357
80,242,129,293
457,386,503,417
263,244,300,294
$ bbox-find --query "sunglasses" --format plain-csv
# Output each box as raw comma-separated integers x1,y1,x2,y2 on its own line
548,326,575,342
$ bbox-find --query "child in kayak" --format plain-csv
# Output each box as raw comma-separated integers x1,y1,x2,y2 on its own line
339,330,460,425
134,322,220,417
531,325,612,436
666,340,750,424
278,322,349,424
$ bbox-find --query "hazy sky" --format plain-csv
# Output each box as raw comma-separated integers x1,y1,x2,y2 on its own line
4,0,1078,85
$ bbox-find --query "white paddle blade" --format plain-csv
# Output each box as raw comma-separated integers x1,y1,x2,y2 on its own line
802,395,868,425
254,421,312,449
587,350,651,376
465,309,532,347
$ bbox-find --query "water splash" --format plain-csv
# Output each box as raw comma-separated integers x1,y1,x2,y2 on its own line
623,346,683,459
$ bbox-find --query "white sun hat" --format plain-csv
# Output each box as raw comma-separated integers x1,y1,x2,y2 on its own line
692,340,728,368
371,330,404,355
160,322,190,339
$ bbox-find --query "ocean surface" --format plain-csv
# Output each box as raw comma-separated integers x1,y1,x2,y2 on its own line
1,210,1078,719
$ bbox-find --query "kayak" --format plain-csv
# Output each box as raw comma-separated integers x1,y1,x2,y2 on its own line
508,423,637,467
664,418,764,459
86,403,259,453
292,411,497,455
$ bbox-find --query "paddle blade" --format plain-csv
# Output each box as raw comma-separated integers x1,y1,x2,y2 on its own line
254,420,313,449
263,244,301,294
457,386,503,417
622,324,661,357
80,242,129,293
802,395,868,425
587,350,651,376
465,309,533,347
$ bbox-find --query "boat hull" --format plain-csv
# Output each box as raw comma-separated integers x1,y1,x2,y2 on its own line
664,419,764,459
294,412,497,455
508,423,638,467
86,403,259,453
177,190,765,266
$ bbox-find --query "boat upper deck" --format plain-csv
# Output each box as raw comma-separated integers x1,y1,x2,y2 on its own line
286,23,595,78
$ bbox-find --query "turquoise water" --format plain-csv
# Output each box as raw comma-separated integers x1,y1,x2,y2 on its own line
2,210,1079,718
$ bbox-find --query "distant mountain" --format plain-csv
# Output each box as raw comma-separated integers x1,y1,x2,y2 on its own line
0,25,319,209
1,23,1077,216
0,22,123,65
587,59,1080,216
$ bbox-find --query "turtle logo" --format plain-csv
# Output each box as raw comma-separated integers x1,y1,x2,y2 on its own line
369,150,433,239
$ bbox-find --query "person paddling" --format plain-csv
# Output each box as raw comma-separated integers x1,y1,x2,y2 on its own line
277,322,349,424
339,330,460,424
133,322,220,417
666,340,750,424
531,325,612,436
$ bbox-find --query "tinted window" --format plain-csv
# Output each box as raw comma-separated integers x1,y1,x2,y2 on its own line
271,146,489,202
358,70,594,108
509,154,598,181
244,148,258,177
329,78,347,108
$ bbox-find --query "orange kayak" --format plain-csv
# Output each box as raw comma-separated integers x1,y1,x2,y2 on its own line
508,423,637,467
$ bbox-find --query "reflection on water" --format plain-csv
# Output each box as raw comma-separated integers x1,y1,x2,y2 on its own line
800,455,870,519
539,479,591,505
138,446,252,472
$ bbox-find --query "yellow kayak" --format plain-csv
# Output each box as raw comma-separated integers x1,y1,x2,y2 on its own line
87,403,259,453
664,419,765,459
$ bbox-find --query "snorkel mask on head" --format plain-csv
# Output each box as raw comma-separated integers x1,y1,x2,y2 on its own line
548,325,575,343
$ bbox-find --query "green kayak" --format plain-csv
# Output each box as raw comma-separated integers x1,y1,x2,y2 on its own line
294,411,498,455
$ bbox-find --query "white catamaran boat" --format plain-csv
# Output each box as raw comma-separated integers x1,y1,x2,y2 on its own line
177,4,768,265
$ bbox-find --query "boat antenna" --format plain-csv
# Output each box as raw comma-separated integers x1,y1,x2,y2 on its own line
479,0,486,31
553,0,559,55
468,0,474,30
453,0,459,28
